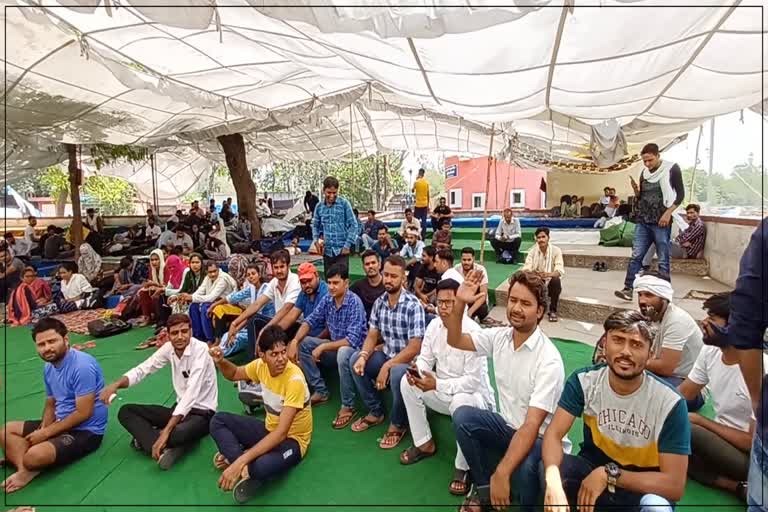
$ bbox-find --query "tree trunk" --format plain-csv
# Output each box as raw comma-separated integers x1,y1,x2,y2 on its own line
64,143,83,258
217,133,260,240
55,190,67,217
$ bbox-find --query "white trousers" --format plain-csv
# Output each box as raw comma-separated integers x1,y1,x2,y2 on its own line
400,378,488,471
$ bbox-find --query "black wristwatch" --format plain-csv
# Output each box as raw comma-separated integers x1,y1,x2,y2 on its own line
605,463,621,493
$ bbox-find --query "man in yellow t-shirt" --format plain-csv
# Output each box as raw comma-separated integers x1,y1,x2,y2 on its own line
412,168,430,240
208,325,313,504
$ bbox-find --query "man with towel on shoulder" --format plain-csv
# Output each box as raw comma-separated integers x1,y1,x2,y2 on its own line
633,272,704,411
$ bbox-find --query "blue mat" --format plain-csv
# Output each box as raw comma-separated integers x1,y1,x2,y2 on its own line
382,216,597,230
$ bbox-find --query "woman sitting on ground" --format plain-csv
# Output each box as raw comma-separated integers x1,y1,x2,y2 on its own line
136,249,167,326
78,242,114,294
190,223,207,253
208,263,274,354
110,256,142,298
56,261,99,313
7,266,55,325
204,236,230,261
166,252,204,315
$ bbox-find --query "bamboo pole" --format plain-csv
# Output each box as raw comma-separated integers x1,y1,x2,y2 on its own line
479,123,496,265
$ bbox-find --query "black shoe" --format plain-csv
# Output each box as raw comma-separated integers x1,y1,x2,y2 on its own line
158,446,188,470
233,478,263,504
592,262,600,271
598,262,608,272
130,438,142,451
614,288,633,301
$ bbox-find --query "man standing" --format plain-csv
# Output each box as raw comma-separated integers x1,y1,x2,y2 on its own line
522,227,564,322
412,168,430,241
350,250,386,320
634,273,704,411
311,176,358,271
455,247,490,322
615,143,684,301
100,314,217,469
542,310,689,512
399,278,495,496
208,326,313,504
361,210,386,250
0,318,107,493
291,264,367,428
447,270,567,512
349,255,425,450
491,208,522,264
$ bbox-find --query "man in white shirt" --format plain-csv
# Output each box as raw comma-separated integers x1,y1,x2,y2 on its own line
4,233,31,259
228,249,302,361
256,199,271,218
24,216,39,254
100,314,218,469
434,248,464,284
178,262,237,343
633,272,704,411
455,247,489,321
491,208,522,264
396,209,422,245
399,278,495,496
145,217,162,244
522,227,565,323
447,270,567,512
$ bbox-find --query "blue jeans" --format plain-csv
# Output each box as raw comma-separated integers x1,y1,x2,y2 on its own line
349,349,409,427
209,412,301,483
298,337,358,408
414,207,428,240
624,222,672,289
453,406,542,512
748,431,768,510
544,453,674,512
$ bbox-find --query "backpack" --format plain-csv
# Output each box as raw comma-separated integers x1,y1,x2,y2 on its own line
87,317,132,338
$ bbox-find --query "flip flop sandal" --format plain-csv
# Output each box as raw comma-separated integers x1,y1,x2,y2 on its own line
72,344,84,351
232,477,263,504
399,445,437,465
212,452,230,470
332,409,358,430
351,415,384,432
378,429,408,450
84,341,97,349
449,468,470,496
310,394,329,406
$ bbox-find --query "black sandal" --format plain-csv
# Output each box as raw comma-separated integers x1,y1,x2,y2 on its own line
458,493,486,512
399,445,436,465
449,468,470,496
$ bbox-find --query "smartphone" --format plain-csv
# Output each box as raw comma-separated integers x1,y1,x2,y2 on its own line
407,367,422,379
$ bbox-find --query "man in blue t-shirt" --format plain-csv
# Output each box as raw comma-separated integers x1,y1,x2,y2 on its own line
283,262,329,362
0,317,107,493
542,310,689,512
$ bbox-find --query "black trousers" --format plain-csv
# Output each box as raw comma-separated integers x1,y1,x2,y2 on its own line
246,315,300,361
471,302,490,321
548,277,562,313
117,403,213,455
323,253,349,272
490,238,522,263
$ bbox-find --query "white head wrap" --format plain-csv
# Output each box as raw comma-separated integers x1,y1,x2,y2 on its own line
633,274,674,302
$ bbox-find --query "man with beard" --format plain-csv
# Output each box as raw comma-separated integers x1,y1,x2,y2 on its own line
350,255,425,450
414,246,441,312
350,250,386,320
447,270,567,512
0,318,108,493
633,273,704,411
311,176,358,271
542,310,689,512
370,226,399,268
455,247,490,322
522,227,564,322
100,314,218,470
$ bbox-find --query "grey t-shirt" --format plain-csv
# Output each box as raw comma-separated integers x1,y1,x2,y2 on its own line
655,303,704,378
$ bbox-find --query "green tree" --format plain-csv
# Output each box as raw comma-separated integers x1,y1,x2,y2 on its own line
82,175,137,215
39,165,70,216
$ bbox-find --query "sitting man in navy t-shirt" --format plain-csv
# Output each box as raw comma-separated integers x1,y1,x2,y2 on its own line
0,317,108,493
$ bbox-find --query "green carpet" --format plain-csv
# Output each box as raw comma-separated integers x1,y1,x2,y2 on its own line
2,326,742,510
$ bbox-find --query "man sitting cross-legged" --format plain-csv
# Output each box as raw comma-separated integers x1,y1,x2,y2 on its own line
1,318,108,493
448,270,568,512
350,255,426,449
208,326,313,504
542,310,689,512
100,314,217,470
289,264,367,428
399,278,495,496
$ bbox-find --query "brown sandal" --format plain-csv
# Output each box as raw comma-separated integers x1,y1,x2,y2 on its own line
458,494,485,512
332,408,358,430
399,445,436,465
351,415,384,432
449,468,470,496
379,428,407,449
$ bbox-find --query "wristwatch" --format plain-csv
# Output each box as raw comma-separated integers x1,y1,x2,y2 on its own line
605,463,621,493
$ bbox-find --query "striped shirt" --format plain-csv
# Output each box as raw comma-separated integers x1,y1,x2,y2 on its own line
369,290,426,358
311,196,358,256
675,217,706,258
304,290,367,350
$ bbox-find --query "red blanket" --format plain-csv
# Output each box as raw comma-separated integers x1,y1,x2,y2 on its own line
51,309,108,334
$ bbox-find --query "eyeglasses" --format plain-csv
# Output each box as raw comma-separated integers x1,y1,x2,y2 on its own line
437,299,455,308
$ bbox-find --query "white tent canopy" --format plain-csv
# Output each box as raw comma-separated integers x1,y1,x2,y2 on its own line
2,1,765,198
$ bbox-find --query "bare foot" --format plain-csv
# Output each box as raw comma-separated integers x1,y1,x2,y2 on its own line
213,452,230,471
3,470,41,493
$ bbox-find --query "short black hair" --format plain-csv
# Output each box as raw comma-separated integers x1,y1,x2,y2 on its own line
685,203,701,213
270,249,291,266
604,186,611,192
3,232,12,239
384,255,407,272
259,325,288,353
508,270,547,310
703,292,730,321
535,227,550,237
323,176,340,190
60,261,78,273
166,313,192,330
246,263,261,274
325,263,349,280
32,317,67,341
404,208,412,214
418,168,425,176
641,143,660,155
28,215,36,221
119,256,133,269
423,246,436,258
171,245,184,256
436,278,460,293
361,249,380,263
377,225,389,234
461,247,475,256
86,208,95,214
367,209,376,215
206,261,219,270
603,310,655,347
435,248,454,264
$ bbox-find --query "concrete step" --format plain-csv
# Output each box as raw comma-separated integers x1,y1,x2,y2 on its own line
557,244,708,276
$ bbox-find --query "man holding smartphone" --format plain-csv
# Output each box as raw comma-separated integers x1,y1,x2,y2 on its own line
399,279,495,496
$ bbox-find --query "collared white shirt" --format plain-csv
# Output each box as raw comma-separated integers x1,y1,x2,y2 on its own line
124,338,218,417
264,272,301,311
470,325,571,452
417,315,495,409
441,267,464,284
